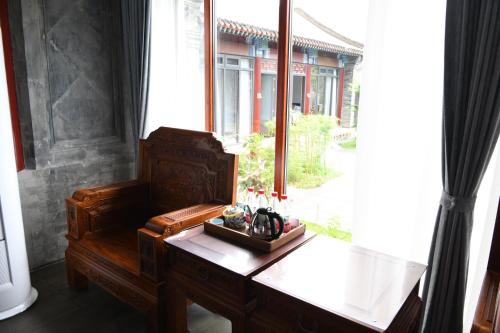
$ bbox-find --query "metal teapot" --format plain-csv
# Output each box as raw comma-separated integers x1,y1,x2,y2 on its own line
249,207,284,241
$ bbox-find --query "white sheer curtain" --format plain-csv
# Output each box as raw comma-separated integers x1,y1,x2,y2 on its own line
353,1,500,331
353,0,446,264
145,0,205,136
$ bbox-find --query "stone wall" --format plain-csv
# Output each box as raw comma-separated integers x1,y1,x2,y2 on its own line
340,60,356,128
9,0,136,269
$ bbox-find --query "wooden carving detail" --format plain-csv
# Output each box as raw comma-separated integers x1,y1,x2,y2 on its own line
66,252,154,312
150,160,216,214
139,127,237,211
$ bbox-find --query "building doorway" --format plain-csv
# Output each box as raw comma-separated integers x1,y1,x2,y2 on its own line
260,73,276,133
291,75,305,113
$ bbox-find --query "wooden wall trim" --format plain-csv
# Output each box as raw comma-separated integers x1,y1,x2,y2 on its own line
204,0,214,132
0,0,24,171
274,0,292,196
204,0,293,195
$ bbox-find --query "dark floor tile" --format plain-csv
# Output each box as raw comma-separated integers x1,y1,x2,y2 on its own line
0,262,230,333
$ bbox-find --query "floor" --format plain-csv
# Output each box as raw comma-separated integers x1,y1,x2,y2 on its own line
0,262,230,333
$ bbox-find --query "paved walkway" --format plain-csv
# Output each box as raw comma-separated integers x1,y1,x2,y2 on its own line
288,144,356,231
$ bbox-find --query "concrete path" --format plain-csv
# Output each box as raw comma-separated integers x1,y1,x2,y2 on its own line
287,143,356,231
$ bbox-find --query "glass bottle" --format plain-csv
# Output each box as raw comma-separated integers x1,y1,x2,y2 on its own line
245,187,256,223
257,189,268,209
281,194,291,233
271,191,280,213
246,187,255,211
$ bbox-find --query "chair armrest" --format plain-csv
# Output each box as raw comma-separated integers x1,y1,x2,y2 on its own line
66,180,149,239
137,203,225,281
145,203,225,236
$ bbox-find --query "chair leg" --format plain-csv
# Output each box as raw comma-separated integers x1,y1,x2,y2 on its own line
66,259,88,290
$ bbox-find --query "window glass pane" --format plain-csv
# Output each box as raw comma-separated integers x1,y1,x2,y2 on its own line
226,57,239,66
223,69,239,138
215,0,279,200
147,0,205,134
286,0,365,241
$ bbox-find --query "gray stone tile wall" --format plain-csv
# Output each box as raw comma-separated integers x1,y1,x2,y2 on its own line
9,0,136,269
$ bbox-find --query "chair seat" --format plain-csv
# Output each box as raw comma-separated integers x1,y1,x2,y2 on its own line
78,226,140,275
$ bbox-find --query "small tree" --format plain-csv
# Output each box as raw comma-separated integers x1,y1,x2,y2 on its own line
237,114,339,193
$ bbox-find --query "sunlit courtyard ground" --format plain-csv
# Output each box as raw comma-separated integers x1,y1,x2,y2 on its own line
288,141,356,234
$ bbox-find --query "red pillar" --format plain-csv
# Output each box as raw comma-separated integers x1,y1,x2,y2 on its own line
252,57,262,133
1,0,24,171
304,64,312,115
336,68,345,124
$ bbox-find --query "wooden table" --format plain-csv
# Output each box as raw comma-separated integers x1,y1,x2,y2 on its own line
164,225,315,332
250,236,427,332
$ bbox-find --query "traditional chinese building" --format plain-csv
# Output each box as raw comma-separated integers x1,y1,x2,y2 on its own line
216,12,363,142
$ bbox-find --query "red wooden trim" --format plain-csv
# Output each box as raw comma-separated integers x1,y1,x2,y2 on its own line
252,57,262,133
0,0,24,171
336,68,345,124
274,0,292,196
204,0,214,132
304,64,312,115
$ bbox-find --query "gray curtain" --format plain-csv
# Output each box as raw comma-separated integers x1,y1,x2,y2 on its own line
121,0,151,142
420,0,500,332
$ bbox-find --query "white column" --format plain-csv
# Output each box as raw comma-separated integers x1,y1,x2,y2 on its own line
0,28,37,320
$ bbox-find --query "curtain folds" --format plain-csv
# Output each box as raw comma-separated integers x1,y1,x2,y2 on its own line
420,0,500,331
121,0,152,142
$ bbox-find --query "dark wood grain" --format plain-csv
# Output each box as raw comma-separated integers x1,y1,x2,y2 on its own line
65,127,237,333
251,236,426,332
165,225,315,332
472,198,500,333
166,225,315,277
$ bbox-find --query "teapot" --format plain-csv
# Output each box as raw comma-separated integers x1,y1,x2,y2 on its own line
249,207,284,241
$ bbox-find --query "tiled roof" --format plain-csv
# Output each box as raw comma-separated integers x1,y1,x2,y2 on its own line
218,18,363,57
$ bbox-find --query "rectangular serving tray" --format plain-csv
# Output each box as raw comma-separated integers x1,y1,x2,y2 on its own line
203,220,306,253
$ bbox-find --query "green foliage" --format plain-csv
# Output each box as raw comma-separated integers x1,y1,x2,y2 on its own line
238,114,340,192
339,138,357,150
302,217,352,242
287,114,339,188
238,133,275,193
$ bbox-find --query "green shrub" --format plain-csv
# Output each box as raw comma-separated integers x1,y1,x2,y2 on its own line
287,114,339,188
339,138,356,149
238,114,340,192
238,133,275,193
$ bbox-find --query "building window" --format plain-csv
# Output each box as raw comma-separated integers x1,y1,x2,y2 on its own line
216,55,254,143
310,66,338,116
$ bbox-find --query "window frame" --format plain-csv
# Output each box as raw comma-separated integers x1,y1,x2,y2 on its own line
204,0,293,196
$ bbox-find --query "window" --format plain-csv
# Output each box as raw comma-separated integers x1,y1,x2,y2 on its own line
214,0,280,197
216,55,254,143
146,0,205,135
310,66,338,116
208,0,364,236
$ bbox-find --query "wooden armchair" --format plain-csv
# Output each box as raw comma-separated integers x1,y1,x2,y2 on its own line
65,127,237,332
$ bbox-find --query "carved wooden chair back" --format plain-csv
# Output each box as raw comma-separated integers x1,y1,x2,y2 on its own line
138,127,237,217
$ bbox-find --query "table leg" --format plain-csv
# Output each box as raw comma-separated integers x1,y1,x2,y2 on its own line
166,286,187,333
230,313,248,333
